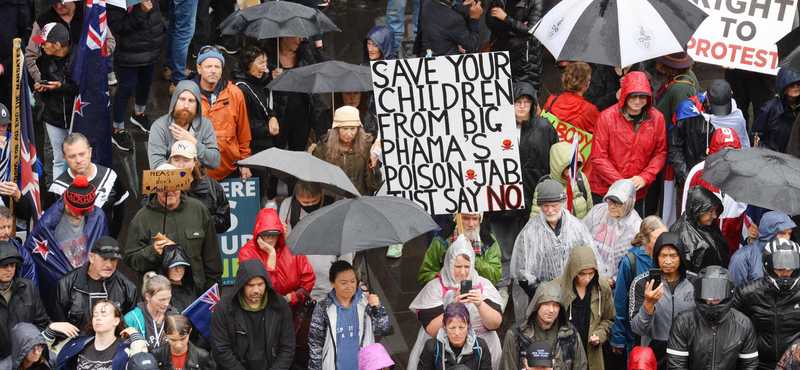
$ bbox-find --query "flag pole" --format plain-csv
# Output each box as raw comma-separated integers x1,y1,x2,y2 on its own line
9,38,22,237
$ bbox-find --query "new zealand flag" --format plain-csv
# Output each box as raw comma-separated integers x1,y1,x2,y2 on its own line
183,284,220,341
71,0,112,168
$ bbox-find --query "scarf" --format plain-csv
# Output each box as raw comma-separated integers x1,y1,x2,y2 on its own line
238,291,268,312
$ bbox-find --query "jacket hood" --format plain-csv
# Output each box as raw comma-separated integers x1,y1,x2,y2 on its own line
683,186,723,224
514,82,538,102
557,246,599,294
0,241,23,277
708,127,741,155
756,211,796,246
776,68,800,95
362,26,396,64
251,208,287,251
435,325,478,359
525,281,566,324
161,244,195,288
603,179,636,219
9,323,47,370
628,346,657,370
652,232,689,278
234,259,277,296
169,80,203,118
549,141,582,184
617,71,652,110
441,235,479,288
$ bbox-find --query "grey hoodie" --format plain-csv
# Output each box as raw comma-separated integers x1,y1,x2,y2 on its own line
148,80,221,170
0,323,52,370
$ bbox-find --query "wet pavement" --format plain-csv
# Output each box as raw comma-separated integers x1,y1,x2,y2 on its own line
29,1,732,368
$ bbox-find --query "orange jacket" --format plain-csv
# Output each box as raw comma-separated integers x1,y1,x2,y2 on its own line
200,80,252,180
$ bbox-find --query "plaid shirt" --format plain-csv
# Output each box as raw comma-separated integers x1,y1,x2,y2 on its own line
451,229,484,256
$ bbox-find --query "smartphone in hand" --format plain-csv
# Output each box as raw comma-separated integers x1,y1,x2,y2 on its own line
460,280,472,295
649,268,662,289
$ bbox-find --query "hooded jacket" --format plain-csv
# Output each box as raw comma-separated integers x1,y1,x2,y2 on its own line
552,246,615,370
530,142,594,220
609,245,652,351
668,92,749,185
48,328,147,370
148,80,221,170
630,232,695,368
729,211,796,287
307,287,390,370
189,73,252,181
666,300,758,370
543,93,600,134
732,249,800,370
418,328,492,370
0,323,53,370
185,172,230,234
512,209,595,295
232,67,276,153
590,71,668,201
627,346,657,370
582,179,641,280
585,63,650,113
682,128,747,253
501,282,588,370
151,341,216,370
0,244,49,359
160,245,202,312
53,260,141,331
125,193,222,290
238,208,315,307
124,302,180,350
418,221,502,286
752,68,800,153
360,26,395,66
670,186,730,272
515,85,560,215
485,0,544,91
107,2,165,67
210,259,295,370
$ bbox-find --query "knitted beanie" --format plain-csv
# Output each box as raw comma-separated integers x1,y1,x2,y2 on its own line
64,175,96,215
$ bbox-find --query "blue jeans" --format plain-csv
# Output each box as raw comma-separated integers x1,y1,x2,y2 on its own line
386,0,420,48
112,64,156,128
166,0,198,85
45,123,68,180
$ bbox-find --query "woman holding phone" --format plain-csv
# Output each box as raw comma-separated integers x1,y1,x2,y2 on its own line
407,235,503,370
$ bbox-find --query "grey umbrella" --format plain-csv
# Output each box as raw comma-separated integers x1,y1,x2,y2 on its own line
285,196,439,255
235,147,360,198
266,61,373,93
701,147,800,215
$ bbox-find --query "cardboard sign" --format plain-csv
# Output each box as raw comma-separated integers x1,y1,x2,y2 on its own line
685,0,798,74
372,52,525,214
217,178,259,285
141,169,193,194
540,111,593,162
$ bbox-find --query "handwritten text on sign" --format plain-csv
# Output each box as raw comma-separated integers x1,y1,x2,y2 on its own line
685,0,797,74
372,52,525,214
141,169,193,194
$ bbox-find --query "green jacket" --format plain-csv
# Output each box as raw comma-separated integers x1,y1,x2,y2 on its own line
530,142,593,220
312,140,381,196
418,221,502,286
125,193,223,290
655,70,699,123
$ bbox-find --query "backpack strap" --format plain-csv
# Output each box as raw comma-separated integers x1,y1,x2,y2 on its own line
434,340,440,366
626,251,637,279
544,94,560,113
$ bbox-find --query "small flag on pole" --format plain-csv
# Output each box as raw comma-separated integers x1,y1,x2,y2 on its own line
566,134,579,213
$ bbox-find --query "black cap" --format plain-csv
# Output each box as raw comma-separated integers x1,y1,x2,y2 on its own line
0,104,10,127
0,241,23,266
524,341,554,367
90,236,122,260
127,353,159,370
706,80,733,116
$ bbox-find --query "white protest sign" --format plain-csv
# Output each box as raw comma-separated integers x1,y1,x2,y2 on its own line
686,0,797,75
371,52,525,214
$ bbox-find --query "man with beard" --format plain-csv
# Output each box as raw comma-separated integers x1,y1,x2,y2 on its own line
211,259,294,370
0,241,49,360
418,212,502,287
510,179,594,324
148,80,220,171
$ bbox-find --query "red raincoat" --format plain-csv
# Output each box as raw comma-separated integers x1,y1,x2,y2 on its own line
239,208,316,307
590,71,667,200
628,346,657,370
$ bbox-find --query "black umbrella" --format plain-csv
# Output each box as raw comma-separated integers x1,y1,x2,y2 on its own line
235,147,360,198
218,1,339,41
532,0,708,67
266,61,372,94
777,27,800,73
701,147,800,215
285,196,439,256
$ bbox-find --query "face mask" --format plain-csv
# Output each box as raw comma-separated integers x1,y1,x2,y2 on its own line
301,199,322,214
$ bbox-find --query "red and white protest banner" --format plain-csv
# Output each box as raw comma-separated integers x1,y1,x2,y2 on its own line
686,0,797,75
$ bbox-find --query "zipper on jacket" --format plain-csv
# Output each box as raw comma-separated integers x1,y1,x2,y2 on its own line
775,296,779,362
711,324,717,370
723,340,742,354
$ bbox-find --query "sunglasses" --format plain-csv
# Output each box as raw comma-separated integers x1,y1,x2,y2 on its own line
199,45,221,55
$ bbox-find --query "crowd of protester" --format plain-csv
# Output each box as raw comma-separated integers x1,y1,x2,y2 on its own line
0,0,797,369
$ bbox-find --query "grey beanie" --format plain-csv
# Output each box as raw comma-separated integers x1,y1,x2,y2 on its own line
537,179,567,204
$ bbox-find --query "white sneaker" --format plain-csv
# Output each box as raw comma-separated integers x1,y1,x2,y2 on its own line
499,290,509,312
107,72,118,86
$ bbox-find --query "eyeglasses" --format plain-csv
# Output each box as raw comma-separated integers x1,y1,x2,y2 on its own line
606,200,623,208
199,45,221,56
28,345,44,354
628,95,649,101
515,99,532,107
